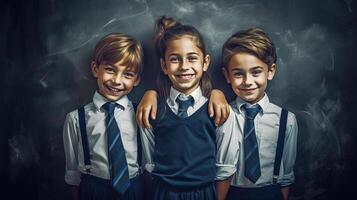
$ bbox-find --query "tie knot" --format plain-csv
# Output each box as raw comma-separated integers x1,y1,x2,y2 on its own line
176,95,194,109
102,102,118,115
243,105,261,120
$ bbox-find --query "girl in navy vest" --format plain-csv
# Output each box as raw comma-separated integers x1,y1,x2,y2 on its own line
140,16,239,200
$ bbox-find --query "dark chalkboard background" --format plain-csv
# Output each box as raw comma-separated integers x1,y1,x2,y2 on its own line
1,0,356,199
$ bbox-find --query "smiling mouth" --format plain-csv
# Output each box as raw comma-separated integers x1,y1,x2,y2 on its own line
106,85,124,93
240,88,257,92
176,74,194,81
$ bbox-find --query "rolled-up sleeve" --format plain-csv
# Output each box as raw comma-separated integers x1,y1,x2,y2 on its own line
140,127,155,173
215,107,239,180
63,112,81,186
279,112,298,186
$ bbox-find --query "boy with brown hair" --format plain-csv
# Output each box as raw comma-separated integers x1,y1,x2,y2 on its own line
63,33,144,200
222,28,298,200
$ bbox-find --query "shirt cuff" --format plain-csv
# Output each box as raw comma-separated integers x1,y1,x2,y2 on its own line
65,170,81,186
279,171,295,186
145,164,155,173
215,164,237,180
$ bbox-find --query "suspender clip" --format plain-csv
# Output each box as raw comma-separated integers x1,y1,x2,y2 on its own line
273,175,278,184
84,165,92,173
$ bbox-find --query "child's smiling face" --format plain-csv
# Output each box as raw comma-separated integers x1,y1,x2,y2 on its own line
160,36,210,95
223,52,276,104
92,61,140,101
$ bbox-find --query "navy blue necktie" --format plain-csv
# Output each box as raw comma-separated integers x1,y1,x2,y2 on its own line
102,102,130,194
243,105,262,183
176,96,194,118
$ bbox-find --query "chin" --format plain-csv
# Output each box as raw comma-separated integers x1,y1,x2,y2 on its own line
104,94,125,101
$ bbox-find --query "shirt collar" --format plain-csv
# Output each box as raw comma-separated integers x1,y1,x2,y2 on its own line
93,91,129,112
235,93,270,114
168,86,202,106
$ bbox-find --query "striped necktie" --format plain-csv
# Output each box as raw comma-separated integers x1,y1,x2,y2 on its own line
102,102,130,194
243,105,262,183
176,95,194,118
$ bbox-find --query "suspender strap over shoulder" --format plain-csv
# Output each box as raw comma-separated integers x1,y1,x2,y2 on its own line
273,108,288,184
78,106,91,172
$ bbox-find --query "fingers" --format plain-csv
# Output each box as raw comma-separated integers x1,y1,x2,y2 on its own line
219,104,229,125
136,107,143,128
208,100,214,118
214,104,222,127
136,90,159,129
213,104,230,126
142,105,152,129
150,101,157,121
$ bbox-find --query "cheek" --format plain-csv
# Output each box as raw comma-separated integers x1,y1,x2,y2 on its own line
99,73,112,82
256,76,268,86
122,79,136,89
231,78,243,87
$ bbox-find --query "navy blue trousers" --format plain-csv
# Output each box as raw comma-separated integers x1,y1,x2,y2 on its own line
226,185,283,200
152,177,216,200
79,174,143,200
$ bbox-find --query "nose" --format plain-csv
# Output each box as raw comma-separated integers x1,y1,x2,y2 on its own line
113,74,122,85
179,59,190,70
243,74,253,86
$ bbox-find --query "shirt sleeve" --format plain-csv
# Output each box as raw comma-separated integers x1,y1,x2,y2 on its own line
63,112,81,186
140,127,155,173
215,106,239,180
279,112,298,186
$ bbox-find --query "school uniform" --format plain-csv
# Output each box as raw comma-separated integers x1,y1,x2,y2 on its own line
63,91,143,200
140,87,239,200
226,94,298,200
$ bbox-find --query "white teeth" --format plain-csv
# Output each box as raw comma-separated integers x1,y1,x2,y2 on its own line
177,74,193,77
107,86,121,92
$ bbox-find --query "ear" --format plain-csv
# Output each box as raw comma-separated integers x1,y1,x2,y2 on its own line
91,61,99,78
133,76,141,87
222,67,231,84
267,63,276,80
160,58,168,75
202,54,211,72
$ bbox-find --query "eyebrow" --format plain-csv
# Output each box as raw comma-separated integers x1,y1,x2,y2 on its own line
187,52,199,56
250,66,264,70
230,66,263,70
168,52,200,57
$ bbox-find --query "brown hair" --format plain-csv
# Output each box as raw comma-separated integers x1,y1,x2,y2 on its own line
93,33,143,74
154,16,212,99
222,28,277,69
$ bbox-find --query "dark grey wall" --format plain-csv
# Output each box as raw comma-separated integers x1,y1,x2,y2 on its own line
2,0,356,199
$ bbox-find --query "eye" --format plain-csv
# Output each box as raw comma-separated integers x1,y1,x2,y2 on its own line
233,71,244,77
105,66,115,74
123,72,136,79
187,56,198,62
251,70,262,76
169,56,180,63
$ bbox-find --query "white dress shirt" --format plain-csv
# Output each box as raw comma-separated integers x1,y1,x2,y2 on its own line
230,94,298,187
63,91,140,186
140,87,239,180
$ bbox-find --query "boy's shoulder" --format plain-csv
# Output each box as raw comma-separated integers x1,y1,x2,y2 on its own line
229,98,295,117
66,101,95,120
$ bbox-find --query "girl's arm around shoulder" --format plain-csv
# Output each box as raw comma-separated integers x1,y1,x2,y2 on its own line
208,89,230,127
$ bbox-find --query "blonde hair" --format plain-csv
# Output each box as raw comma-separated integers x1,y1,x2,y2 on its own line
222,28,277,69
93,33,143,74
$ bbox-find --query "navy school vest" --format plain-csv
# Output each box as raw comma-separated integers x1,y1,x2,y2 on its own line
151,101,217,187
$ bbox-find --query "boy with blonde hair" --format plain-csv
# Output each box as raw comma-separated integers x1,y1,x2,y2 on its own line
63,33,144,200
